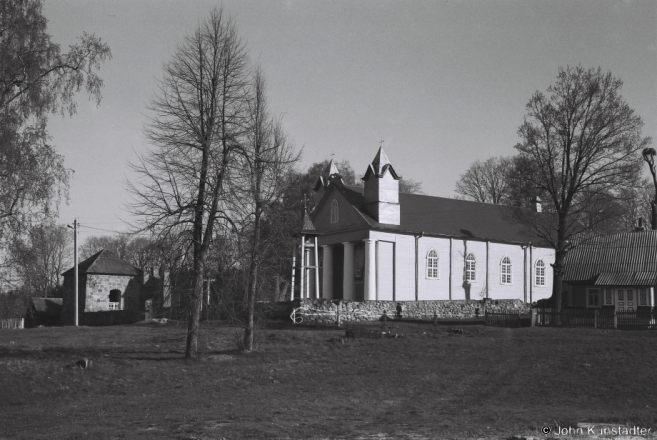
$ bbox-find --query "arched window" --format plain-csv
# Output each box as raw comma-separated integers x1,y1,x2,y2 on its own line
426,249,439,279
109,289,121,310
465,253,476,282
535,259,545,286
330,200,339,223
500,256,512,285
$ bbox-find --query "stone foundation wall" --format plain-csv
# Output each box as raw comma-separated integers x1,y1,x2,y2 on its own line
288,299,530,324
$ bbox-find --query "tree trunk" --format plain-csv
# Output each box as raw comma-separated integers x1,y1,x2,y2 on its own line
552,249,565,313
244,204,261,352
186,256,205,358
652,202,657,230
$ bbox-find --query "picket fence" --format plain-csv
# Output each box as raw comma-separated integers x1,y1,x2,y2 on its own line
1,318,24,329
533,308,657,330
484,311,522,328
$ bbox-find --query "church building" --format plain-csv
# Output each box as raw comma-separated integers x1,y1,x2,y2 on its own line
296,147,554,304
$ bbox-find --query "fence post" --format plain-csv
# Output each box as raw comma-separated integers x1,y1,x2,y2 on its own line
337,310,341,328
613,309,618,329
531,309,537,327
594,309,598,329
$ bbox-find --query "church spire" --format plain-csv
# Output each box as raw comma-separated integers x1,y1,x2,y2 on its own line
312,158,343,207
371,146,392,175
363,146,401,225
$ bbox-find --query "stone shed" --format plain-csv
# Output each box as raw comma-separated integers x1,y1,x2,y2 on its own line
60,249,143,326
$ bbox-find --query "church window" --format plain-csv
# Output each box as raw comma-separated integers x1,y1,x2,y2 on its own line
426,249,438,279
465,253,476,282
500,256,511,285
535,259,545,286
109,289,121,310
330,200,339,223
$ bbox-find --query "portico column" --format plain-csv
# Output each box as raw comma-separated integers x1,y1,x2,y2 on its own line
322,245,334,299
363,238,377,301
343,242,355,300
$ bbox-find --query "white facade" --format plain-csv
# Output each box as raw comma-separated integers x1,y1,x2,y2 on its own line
298,148,555,304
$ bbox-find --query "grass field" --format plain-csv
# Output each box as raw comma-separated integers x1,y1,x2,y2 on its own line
1,320,656,439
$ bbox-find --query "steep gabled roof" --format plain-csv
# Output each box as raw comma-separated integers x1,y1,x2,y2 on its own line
62,249,141,276
563,231,657,285
318,185,546,245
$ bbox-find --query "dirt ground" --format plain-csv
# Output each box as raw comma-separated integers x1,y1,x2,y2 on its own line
1,320,656,439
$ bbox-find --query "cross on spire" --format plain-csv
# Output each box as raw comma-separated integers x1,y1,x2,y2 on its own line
379,138,385,148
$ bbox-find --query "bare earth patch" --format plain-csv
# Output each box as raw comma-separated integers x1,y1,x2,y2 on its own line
0,322,656,439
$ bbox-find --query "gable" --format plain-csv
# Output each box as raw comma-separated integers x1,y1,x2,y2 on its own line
312,186,371,232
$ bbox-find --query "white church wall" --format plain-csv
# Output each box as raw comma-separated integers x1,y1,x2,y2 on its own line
417,236,451,300
451,239,488,300
368,231,415,300
486,242,526,300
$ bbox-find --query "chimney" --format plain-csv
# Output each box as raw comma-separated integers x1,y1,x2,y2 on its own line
635,217,645,232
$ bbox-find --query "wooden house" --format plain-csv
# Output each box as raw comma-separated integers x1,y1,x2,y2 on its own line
562,230,657,311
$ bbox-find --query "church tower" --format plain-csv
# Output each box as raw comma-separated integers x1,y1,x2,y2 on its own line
363,147,401,225
312,159,342,206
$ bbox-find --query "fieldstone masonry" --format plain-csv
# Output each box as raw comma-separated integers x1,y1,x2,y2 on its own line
85,274,140,312
290,299,530,324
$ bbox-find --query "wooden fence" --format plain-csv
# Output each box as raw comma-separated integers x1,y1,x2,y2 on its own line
484,311,522,328
1,318,24,329
617,309,657,330
533,308,656,330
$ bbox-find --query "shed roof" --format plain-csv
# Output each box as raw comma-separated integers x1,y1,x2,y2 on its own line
325,185,546,245
29,298,62,316
62,249,141,276
563,231,657,285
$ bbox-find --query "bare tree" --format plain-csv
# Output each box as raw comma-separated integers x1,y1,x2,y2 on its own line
455,156,512,204
642,148,657,229
9,222,71,296
127,8,250,358
512,66,650,311
80,234,130,260
234,67,298,351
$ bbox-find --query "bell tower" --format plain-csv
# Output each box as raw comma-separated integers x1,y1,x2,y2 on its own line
362,147,401,225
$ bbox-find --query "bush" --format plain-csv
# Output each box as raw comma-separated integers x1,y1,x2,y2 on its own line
0,290,32,319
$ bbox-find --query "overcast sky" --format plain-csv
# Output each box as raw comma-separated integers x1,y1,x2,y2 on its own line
42,0,657,235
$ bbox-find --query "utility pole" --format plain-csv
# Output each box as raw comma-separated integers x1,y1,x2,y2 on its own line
67,220,79,326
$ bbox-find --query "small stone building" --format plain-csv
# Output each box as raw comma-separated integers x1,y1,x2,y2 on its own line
60,249,143,326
